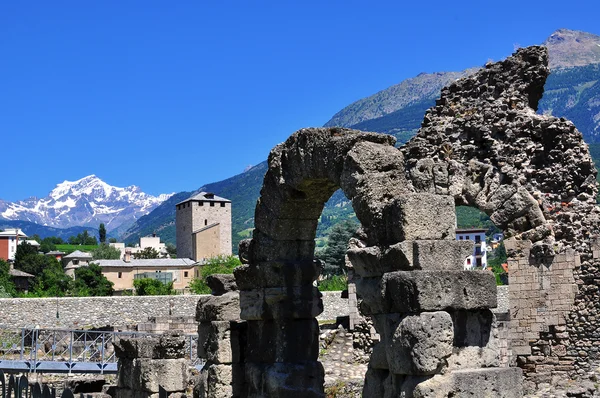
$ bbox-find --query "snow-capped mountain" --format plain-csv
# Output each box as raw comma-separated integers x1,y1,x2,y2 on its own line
0,175,174,232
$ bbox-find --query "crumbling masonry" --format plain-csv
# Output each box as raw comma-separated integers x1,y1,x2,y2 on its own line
192,46,599,396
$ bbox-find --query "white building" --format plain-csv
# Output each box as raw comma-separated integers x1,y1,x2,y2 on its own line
456,228,487,270
110,234,168,259
0,228,28,261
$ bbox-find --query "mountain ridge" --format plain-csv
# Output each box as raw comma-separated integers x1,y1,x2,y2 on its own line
0,175,173,233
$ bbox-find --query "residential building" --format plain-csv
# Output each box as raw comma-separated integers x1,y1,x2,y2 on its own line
176,192,232,261
109,234,168,259
0,229,28,261
62,250,93,277
94,257,199,292
456,228,488,270
45,251,66,262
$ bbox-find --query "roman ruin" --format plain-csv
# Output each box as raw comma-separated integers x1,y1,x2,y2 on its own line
227,45,600,396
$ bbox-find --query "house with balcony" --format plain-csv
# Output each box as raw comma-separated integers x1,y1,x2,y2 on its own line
456,228,488,270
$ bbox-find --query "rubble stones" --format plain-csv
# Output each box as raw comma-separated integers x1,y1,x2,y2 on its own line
205,274,237,296
196,292,240,322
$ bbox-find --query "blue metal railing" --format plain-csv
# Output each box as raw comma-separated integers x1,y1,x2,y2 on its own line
0,328,200,374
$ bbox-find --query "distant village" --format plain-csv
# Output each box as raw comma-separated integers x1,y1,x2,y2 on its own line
0,192,232,295
0,190,504,295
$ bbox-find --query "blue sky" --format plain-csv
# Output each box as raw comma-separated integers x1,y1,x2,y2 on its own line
1,0,599,201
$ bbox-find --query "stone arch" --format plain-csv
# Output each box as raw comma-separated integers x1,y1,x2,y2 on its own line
235,127,413,397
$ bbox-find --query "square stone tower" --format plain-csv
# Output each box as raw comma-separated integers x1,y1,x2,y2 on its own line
175,192,232,261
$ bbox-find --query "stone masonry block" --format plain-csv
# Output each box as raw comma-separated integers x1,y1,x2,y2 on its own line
450,367,523,397
358,271,497,315
196,292,240,322
239,285,322,320
203,363,245,398
133,358,189,393
447,309,500,370
248,230,316,263
234,260,321,290
381,240,474,272
197,321,245,364
114,333,186,360
245,318,319,363
245,361,324,398
387,194,456,242
383,312,454,375
384,271,497,313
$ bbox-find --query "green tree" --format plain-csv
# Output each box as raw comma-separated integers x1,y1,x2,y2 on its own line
133,278,175,295
14,242,46,275
72,263,114,296
133,247,160,259
39,241,56,254
92,243,122,260
108,238,117,243
165,243,177,258
316,219,358,277
30,258,71,297
0,259,16,297
68,230,98,245
189,255,241,294
99,224,107,244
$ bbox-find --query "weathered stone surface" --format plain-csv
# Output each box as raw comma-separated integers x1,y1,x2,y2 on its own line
196,292,240,322
197,321,245,364
239,285,322,320
114,333,186,360
245,318,319,362
347,246,387,278
386,194,456,242
196,363,245,398
245,361,325,398
369,342,389,370
205,274,237,296
121,358,188,393
384,312,454,375
381,240,474,272
447,309,499,370
451,367,523,397
247,230,317,263
350,239,474,278
234,260,321,289
384,270,497,313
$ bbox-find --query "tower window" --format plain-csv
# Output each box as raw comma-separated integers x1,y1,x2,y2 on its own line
199,202,203,206
220,203,225,207
210,202,215,207
205,219,208,226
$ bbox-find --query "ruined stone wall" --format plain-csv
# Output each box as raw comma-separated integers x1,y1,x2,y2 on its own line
398,46,600,388
0,293,348,329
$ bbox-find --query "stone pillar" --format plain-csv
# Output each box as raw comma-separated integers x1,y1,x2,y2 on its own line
113,332,189,398
349,194,523,397
235,244,325,397
195,274,246,398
